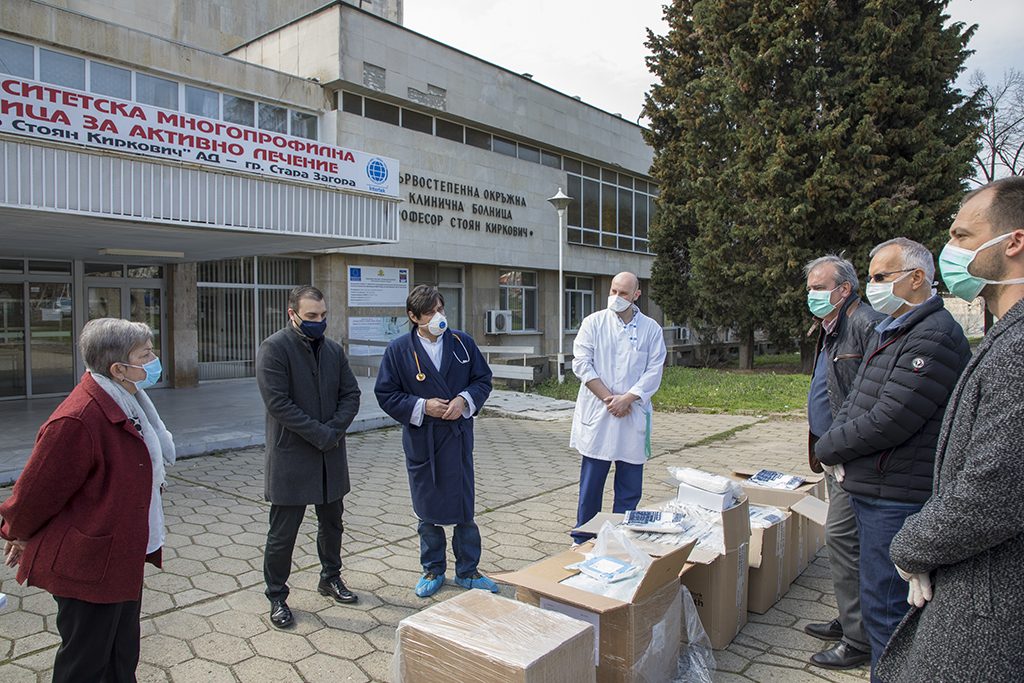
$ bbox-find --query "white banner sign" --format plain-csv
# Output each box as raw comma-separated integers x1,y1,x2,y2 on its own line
347,267,409,307
0,76,398,196
347,316,407,356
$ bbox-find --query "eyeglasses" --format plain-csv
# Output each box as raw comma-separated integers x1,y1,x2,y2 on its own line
867,268,915,283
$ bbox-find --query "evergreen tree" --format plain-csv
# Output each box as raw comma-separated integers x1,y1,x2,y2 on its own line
644,0,980,368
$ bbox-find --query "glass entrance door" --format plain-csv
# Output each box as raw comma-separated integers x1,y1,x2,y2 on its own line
86,282,165,385
29,282,76,395
0,283,26,398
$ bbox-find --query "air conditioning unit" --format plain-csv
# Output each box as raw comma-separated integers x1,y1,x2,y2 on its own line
676,327,690,342
486,309,513,334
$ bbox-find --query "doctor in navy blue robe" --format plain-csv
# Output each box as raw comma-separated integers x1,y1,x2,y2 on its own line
374,285,494,597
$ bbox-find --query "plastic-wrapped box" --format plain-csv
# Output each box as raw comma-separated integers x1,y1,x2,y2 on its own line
391,590,595,683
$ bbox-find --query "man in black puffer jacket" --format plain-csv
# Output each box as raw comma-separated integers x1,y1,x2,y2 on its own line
815,237,971,683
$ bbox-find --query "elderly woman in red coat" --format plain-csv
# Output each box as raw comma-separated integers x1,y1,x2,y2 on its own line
1,317,175,683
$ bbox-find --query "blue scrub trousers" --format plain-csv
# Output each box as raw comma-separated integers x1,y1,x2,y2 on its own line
418,520,481,578
571,456,644,544
849,494,923,683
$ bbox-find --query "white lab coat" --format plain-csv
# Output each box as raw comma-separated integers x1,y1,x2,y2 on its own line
570,307,667,464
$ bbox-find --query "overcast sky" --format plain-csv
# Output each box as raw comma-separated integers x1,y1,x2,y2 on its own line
404,0,1024,125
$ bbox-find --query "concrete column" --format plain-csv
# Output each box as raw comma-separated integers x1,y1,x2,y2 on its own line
168,263,199,388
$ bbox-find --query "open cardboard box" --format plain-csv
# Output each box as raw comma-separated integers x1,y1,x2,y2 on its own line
495,541,693,683
746,507,792,614
730,469,827,586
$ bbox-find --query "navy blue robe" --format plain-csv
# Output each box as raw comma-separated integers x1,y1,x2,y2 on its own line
374,329,492,525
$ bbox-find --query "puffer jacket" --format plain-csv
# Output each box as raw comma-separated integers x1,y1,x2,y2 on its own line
816,296,971,504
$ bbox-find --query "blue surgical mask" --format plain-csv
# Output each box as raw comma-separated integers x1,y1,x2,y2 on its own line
120,357,161,391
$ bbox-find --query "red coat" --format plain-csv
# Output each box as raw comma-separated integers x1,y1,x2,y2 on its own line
0,373,161,604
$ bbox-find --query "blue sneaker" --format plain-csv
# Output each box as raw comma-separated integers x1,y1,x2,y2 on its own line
415,572,445,598
454,572,499,593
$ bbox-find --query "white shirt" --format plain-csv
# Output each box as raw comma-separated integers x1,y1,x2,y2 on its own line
409,331,476,426
570,308,667,464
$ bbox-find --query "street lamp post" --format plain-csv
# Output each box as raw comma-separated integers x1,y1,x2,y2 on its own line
547,188,573,384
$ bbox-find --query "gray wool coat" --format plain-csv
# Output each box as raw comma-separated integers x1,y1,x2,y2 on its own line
876,296,1024,682
256,325,361,506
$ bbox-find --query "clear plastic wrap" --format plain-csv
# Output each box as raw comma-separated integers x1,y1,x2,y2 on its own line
748,504,788,529
564,520,655,601
667,467,737,494
391,590,596,683
673,586,716,683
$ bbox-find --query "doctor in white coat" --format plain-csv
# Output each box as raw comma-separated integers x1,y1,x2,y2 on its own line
570,272,667,545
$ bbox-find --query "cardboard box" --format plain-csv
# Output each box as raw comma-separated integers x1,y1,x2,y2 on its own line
677,497,751,650
393,590,596,683
497,543,692,683
730,469,826,584
746,508,791,614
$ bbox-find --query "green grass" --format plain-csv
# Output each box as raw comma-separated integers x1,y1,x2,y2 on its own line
725,352,801,367
532,365,811,413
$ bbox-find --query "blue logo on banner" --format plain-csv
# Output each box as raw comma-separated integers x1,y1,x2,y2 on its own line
367,158,388,184
350,267,361,281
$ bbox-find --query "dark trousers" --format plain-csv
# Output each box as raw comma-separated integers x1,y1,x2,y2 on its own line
571,456,644,544
849,494,923,683
52,591,142,683
417,520,481,578
264,499,344,602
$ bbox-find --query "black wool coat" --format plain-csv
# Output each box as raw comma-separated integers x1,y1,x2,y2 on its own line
256,325,361,506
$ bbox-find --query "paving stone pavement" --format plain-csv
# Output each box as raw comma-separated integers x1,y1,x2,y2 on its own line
0,412,869,682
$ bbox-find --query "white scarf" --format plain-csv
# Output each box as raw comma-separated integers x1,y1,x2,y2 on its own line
90,372,176,554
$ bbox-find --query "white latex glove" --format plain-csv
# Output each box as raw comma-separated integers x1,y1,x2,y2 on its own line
896,565,933,608
833,463,845,482
821,463,835,477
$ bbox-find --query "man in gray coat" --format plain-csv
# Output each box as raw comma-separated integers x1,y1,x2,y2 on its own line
877,177,1024,682
803,254,882,670
257,285,361,628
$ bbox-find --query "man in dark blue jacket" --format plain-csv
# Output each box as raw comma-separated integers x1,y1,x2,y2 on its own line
816,238,971,682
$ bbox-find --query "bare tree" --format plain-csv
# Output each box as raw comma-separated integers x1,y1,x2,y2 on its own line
971,69,1024,184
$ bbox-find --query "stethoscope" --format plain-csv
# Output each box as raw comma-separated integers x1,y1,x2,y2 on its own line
413,331,470,381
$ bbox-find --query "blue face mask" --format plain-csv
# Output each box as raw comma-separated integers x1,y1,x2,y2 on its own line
298,319,327,340
120,357,162,391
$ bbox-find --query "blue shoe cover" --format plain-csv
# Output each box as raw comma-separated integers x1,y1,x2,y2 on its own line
454,572,498,593
415,572,445,598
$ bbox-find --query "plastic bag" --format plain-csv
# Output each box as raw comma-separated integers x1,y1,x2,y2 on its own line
673,586,716,683
563,520,654,601
668,467,742,496
749,504,787,529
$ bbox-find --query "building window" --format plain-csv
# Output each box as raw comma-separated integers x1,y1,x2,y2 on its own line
259,103,288,133
565,276,594,331
223,95,255,126
500,270,538,332
0,37,33,78
365,98,400,126
185,85,219,118
435,119,464,143
401,108,433,134
492,136,517,158
136,73,178,110
565,157,657,255
39,49,85,90
341,92,363,115
91,62,131,99
291,111,317,140
465,127,491,150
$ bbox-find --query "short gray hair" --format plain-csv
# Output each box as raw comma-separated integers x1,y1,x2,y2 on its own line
80,318,154,378
803,254,859,291
870,237,935,282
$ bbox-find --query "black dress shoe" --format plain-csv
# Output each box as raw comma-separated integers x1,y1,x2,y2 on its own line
318,577,358,604
810,642,871,670
804,617,844,641
269,599,293,628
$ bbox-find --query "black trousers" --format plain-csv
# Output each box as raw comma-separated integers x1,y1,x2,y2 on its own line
51,590,142,683
263,499,344,602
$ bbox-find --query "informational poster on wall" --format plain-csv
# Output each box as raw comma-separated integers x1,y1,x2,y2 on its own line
347,316,407,355
347,267,409,307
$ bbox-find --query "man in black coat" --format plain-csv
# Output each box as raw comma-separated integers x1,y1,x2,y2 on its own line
803,254,883,670
256,285,361,628
816,238,971,682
